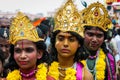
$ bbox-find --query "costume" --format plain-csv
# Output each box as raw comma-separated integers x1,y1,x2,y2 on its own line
48,0,85,80
81,2,116,80
7,12,47,80
48,61,84,80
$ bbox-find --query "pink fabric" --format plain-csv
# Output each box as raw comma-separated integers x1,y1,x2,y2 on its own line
107,53,117,80
47,76,55,80
76,62,84,80
117,0,120,2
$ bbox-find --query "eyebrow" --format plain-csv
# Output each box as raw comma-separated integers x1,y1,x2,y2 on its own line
86,31,104,34
57,34,74,38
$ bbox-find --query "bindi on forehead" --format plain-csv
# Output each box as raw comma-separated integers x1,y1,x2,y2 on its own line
15,40,35,49
22,40,24,48
15,41,26,48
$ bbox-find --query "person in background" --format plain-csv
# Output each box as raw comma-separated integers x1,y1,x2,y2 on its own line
81,2,117,80
6,12,51,80
0,29,10,63
114,28,120,79
0,17,10,64
47,0,93,80
38,19,52,52
33,18,52,52
0,48,5,79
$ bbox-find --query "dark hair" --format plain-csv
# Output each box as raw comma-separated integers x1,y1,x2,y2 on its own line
117,28,120,35
50,30,88,63
5,41,51,71
84,26,109,54
0,48,5,65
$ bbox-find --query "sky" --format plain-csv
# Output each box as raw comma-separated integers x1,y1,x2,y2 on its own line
0,0,104,16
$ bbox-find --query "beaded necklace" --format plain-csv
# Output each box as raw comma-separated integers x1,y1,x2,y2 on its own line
88,50,99,59
58,62,76,71
20,69,37,78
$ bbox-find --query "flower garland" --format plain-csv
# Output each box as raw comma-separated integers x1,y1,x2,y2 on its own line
81,48,106,80
48,61,76,80
6,63,47,80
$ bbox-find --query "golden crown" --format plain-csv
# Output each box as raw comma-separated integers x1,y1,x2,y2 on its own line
81,2,112,31
53,0,84,37
9,12,43,45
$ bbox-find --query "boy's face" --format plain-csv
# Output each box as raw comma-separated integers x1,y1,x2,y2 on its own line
0,38,10,59
84,27,104,51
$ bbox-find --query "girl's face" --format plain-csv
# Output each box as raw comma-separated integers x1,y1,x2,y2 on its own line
14,39,42,71
55,32,80,59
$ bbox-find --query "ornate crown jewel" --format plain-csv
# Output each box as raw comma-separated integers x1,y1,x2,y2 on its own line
81,2,112,31
9,12,43,45
53,0,84,37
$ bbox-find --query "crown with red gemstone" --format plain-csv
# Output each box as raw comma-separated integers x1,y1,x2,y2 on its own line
81,2,112,31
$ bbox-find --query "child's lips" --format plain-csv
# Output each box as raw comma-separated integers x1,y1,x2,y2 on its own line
19,61,27,65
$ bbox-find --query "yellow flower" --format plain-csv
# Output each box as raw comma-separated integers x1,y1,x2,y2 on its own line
81,48,106,80
36,63,47,80
7,63,47,80
7,70,21,80
48,61,76,80
64,68,76,80
48,61,59,80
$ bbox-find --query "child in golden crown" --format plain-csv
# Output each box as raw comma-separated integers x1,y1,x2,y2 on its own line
6,12,51,80
47,0,93,80
81,2,117,80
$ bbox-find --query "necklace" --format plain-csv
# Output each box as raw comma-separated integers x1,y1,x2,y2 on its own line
58,62,76,71
59,71,65,78
88,49,99,59
20,69,37,78
84,46,99,59
88,53,98,59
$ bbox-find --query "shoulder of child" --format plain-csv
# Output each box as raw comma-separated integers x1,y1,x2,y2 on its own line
83,67,93,80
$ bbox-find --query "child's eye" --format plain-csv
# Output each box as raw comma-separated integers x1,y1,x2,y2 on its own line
14,48,22,53
57,36,64,41
69,37,76,42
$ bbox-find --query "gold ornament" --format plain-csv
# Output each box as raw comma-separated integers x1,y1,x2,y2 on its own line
54,0,84,37
81,2,112,31
9,12,43,45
